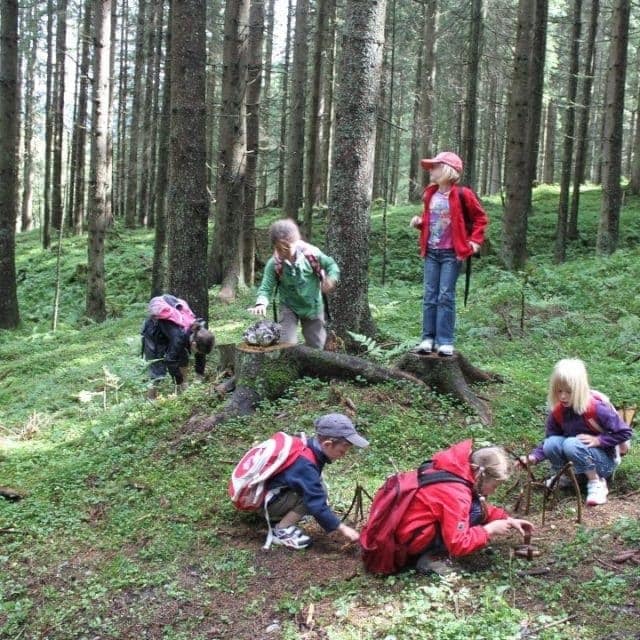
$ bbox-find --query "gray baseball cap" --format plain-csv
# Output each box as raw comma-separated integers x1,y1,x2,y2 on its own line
314,413,369,448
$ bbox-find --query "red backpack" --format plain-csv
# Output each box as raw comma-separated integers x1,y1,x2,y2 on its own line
360,463,472,575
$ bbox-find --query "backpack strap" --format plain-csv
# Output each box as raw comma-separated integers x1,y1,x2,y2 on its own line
457,186,474,307
417,461,473,490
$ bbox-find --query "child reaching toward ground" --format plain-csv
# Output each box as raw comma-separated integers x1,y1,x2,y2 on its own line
248,219,339,349
360,439,533,575
521,358,633,506
410,152,488,356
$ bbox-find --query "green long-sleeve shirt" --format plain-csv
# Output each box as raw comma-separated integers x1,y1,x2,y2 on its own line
256,243,340,319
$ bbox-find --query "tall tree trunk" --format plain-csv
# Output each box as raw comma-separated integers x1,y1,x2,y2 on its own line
418,0,436,189
124,0,146,228
167,0,209,319
319,0,337,204
257,0,275,209
68,0,91,234
115,0,129,220
554,0,582,263
326,0,386,344
501,0,547,270
85,0,112,323
276,0,293,207
0,0,20,328
20,2,37,233
51,0,67,231
631,70,640,194
569,0,599,237
542,99,556,183
461,0,483,189
283,0,309,221
596,0,630,255
151,0,171,297
303,0,329,240
206,0,221,194
408,6,424,202
43,0,55,248
371,37,387,201
208,0,249,299
243,0,265,286
138,0,160,227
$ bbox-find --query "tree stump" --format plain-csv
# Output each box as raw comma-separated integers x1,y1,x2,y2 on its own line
395,351,502,425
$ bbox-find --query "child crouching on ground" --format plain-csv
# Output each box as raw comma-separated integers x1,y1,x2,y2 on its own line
265,413,368,549
521,358,632,506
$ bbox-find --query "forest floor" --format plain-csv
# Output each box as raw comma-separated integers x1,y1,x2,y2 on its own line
2,185,640,639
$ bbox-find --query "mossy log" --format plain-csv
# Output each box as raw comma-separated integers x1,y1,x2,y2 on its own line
394,351,502,425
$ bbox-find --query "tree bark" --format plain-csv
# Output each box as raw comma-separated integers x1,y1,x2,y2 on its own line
326,0,386,344
319,0,337,205
124,0,146,228
542,99,556,184
303,0,329,240
167,0,209,320
501,0,547,270
554,0,582,264
461,0,483,189
418,0,436,190
20,2,37,233
115,0,129,221
276,0,293,207
51,0,67,232
243,0,265,286
42,0,55,249
408,7,424,202
257,0,275,208
596,0,630,255
209,0,249,300
150,0,172,298
85,0,112,323
282,0,309,222
630,51,640,193
0,0,20,328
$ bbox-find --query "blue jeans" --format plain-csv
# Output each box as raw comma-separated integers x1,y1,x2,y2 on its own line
542,436,616,479
422,249,460,346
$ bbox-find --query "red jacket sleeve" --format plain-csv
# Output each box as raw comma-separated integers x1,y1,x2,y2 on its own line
431,485,491,558
460,187,488,246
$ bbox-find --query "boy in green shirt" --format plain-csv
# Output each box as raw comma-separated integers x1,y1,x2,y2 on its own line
248,219,339,348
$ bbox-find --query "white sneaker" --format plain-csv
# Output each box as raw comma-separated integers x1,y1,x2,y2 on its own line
271,526,312,549
414,338,434,353
437,344,454,357
585,479,608,506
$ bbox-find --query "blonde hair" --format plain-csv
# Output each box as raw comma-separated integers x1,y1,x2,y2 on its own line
471,447,512,483
547,358,590,414
438,164,461,184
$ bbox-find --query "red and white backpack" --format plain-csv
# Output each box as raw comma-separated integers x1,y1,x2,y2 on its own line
228,432,315,511
147,295,196,331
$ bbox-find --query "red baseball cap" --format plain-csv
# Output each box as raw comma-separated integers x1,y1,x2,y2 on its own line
420,151,463,174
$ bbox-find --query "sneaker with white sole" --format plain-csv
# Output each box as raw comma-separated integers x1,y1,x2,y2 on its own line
585,478,608,506
437,344,454,357
272,526,312,549
414,338,434,353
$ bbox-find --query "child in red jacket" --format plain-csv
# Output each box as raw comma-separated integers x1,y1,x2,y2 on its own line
395,440,532,575
410,152,488,356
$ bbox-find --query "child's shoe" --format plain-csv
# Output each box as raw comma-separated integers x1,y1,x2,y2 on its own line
272,526,312,549
416,552,455,576
414,338,434,353
437,344,454,357
585,478,608,506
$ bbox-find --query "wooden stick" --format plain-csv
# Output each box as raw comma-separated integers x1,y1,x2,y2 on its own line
522,615,575,637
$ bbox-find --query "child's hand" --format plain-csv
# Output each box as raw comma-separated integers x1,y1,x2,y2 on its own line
337,523,360,542
248,304,267,316
506,517,534,537
410,216,422,228
321,277,336,294
577,433,601,448
517,454,536,468
469,241,480,254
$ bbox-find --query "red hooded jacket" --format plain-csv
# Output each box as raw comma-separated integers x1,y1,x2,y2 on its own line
418,184,488,260
395,440,508,558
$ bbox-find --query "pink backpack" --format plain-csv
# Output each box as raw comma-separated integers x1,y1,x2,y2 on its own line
147,295,196,331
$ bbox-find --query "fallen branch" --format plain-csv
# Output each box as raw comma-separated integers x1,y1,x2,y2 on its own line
520,615,576,638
